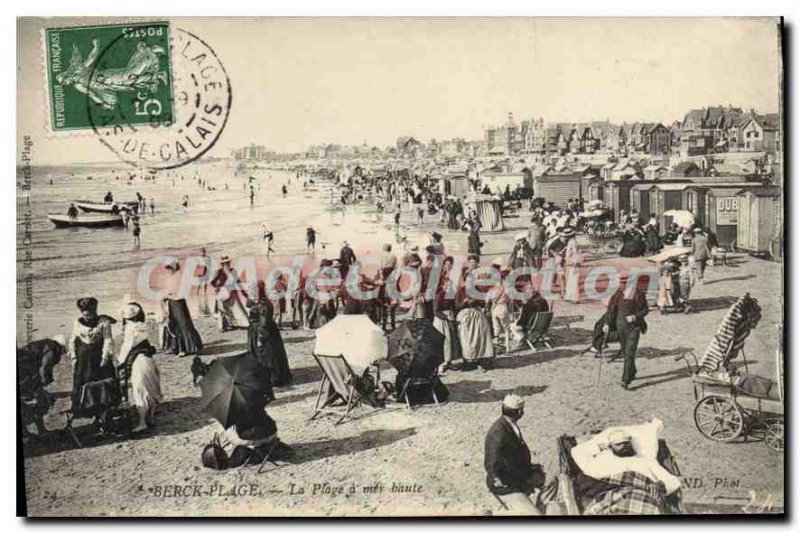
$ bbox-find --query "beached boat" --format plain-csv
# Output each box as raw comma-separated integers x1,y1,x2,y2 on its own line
48,213,125,228
73,200,139,213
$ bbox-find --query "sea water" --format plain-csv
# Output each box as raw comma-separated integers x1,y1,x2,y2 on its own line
16,161,421,343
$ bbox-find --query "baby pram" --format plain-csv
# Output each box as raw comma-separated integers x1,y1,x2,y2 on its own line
555,435,684,515
675,296,783,452
677,339,784,452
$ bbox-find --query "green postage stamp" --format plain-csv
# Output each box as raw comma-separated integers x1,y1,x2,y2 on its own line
45,22,174,131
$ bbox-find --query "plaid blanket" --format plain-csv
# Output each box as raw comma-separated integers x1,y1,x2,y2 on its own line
583,471,665,516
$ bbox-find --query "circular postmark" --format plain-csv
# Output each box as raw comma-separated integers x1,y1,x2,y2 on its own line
87,26,231,170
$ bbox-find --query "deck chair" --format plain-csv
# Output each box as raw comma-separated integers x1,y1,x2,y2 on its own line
219,432,283,473
397,368,441,411
310,353,370,425
522,311,554,351
490,491,510,511
556,435,684,515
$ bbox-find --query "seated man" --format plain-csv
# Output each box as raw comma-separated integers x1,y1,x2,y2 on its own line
570,420,681,498
484,395,548,515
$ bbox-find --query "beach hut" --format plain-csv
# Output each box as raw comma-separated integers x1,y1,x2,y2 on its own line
465,194,506,232
736,186,781,255
704,188,740,247
581,175,605,202
630,184,656,220
604,180,636,222
682,186,708,227
647,183,687,229
702,183,768,247
441,174,472,198
533,172,583,207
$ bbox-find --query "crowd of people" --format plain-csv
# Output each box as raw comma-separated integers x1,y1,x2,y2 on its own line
21,165,743,516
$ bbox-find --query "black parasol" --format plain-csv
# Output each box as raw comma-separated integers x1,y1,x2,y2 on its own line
386,319,444,378
199,353,274,429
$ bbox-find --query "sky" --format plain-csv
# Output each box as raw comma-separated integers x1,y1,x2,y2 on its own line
18,17,782,164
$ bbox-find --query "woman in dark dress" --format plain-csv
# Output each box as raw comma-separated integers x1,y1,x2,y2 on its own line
645,224,662,253
247,299,293,387
69,297,117,412
619,228,647,258
162,260,204,356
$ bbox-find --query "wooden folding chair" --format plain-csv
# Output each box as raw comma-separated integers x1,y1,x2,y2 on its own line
522,311,554,351
310,353,369,425
491,492,510,511
397,368,441,411
63,375,128,448
217,432,282,473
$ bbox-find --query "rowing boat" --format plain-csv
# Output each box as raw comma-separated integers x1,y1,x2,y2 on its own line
73,200,139,213
48,213,125,228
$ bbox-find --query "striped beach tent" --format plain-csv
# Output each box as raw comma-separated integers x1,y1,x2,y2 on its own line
465,194,506,232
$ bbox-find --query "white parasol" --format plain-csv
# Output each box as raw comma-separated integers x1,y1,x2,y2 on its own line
663,210,695,229
314,315,388,374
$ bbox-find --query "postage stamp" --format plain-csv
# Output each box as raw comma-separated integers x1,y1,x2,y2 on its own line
88,27,232,170
45,22,174,132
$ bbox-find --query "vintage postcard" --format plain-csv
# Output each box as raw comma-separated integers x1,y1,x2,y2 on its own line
17,17,784,517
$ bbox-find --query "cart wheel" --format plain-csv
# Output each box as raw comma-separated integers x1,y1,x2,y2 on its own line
764,421,784,452
693,395,744,442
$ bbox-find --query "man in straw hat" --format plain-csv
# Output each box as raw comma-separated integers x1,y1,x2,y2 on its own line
210,255,250,331
484,394,549,514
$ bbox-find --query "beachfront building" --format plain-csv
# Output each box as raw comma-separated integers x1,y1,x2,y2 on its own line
396,136,423,158
678,105,749,157
623,123,671,155
671,161,702,178
606,124,628,154
437,138,467,157
485,113,523,156
737,114,781,153
643,164,669,180
234,144,273,160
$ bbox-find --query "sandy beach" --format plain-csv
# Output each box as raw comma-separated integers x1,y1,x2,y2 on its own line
21,221,784,516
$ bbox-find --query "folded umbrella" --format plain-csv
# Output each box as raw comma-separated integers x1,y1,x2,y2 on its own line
314,314,387,375
199,354,273,430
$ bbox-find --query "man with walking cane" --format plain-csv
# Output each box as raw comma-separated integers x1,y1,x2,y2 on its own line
603,277,649,390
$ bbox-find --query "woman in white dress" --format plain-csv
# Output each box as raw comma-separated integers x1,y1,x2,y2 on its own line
563,228,583,303
118,301,162,433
